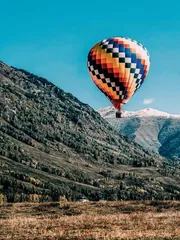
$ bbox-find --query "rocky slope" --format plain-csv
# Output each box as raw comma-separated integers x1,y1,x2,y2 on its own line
0,60,179,202
98,107,180,160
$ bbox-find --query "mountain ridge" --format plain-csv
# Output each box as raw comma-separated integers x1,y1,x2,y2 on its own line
97,106,180,160
0,60,179,202
98,106,180,119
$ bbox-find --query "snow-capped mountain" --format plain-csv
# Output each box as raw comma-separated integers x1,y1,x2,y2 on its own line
97,107,180,160
98,107,180,119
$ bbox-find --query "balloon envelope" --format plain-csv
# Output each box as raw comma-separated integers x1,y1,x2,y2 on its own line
87,37,150,110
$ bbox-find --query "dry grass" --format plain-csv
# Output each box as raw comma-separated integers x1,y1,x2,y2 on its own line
0,201,180,240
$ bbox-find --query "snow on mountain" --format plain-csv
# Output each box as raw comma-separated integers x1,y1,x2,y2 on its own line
97,107,180,119
97,106,180,160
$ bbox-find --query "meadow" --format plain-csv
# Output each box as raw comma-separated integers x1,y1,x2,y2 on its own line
0,201,179,240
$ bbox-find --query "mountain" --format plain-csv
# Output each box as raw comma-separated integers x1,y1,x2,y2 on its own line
98,107,180,160
99,107,180,119
0,60,179,202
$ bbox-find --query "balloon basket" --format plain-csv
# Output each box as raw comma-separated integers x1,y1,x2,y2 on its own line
116,111,122,118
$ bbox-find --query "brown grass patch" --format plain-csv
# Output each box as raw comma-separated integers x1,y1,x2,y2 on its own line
0,201,179,240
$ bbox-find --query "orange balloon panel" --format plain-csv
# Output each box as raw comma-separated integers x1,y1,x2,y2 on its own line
87,37,150,110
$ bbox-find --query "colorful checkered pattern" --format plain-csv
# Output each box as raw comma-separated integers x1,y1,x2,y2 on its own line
87,37,150,110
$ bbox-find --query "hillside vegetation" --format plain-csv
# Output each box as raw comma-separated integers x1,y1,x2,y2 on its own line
0,60,179,202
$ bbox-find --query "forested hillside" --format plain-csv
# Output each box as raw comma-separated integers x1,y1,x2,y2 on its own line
0,60,179,202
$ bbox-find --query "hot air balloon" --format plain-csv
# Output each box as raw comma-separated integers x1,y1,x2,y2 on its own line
87,37,150,118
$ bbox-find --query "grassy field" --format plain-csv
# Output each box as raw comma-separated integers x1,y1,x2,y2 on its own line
0,201,180,240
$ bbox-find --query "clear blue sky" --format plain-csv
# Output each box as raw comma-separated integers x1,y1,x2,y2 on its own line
1,0,180,114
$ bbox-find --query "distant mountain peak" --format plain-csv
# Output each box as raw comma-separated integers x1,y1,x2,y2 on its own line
98,106,180,160
97,107,180,119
